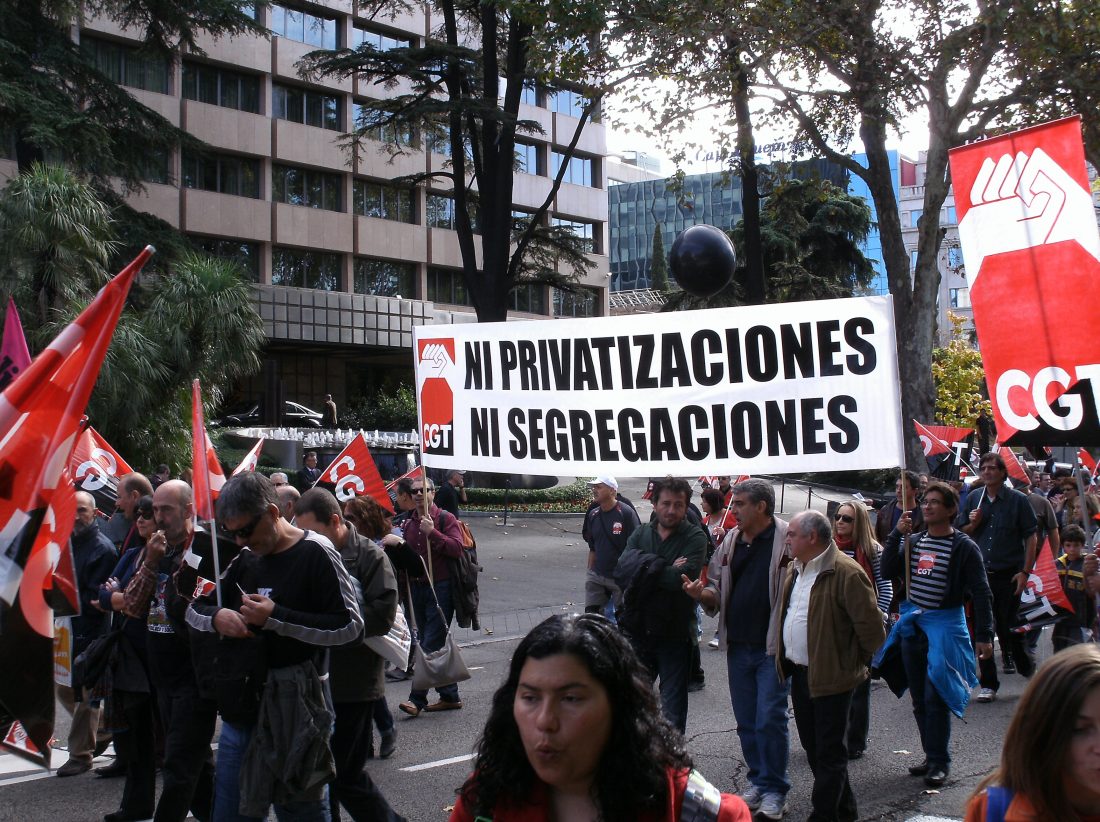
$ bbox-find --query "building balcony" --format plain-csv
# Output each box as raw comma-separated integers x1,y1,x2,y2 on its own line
184,101,271,156
184,189,272,241
274,203,355,253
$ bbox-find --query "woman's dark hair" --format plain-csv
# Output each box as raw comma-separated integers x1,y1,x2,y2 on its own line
458,614,690,820
136,495,154,517
973,644,1100,820
700,488,724,515
343,494,391,541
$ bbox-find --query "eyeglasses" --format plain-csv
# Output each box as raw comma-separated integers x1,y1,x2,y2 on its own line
411,488,430,495
834,514,855,524
137,510,155,521
224,512,265,540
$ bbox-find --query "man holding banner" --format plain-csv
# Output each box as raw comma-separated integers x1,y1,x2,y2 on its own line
957,452,1038,699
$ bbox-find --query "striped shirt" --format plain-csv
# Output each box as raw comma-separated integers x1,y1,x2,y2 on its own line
907,533,954,610
840,544,893,614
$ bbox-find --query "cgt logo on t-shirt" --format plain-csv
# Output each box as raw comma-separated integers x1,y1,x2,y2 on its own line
916,553,936,576
612,521,623,535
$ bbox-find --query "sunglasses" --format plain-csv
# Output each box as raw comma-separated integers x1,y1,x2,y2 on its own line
410,488,429,495
834,514,855,524
225,512,265,540
137,510,155,521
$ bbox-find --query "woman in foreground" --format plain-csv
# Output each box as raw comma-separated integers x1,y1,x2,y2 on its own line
964,643,1100,822
450,613,750,822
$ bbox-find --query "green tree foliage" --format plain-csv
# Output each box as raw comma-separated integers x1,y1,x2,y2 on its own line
649,223,669,291
932,313,990,427
342,385,419,432
298,0,631,321
663,175,873,309
0,164,264,467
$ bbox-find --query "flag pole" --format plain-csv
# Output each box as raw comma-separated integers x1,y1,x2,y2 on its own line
901,467,911,600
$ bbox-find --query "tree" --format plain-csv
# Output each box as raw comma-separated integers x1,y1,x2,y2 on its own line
649,223,669,291
299,0,632,321
615,0,1032,470
1,0,262,190
662,174,873,310
932,312,990,427
0,164,264,466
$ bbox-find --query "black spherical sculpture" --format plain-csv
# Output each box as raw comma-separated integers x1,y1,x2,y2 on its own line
668,224,737,298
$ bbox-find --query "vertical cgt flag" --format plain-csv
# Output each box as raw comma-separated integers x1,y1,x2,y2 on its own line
70,425,133,515
191,380,225,521
0,297,32,393
231,437,265,477
949,116,1100,446
321,433,394,513
0,246,154,767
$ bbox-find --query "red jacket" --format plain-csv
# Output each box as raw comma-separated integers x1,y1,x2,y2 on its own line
449,767,752,822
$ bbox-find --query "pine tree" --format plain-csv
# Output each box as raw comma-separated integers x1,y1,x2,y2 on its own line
649,224,670,292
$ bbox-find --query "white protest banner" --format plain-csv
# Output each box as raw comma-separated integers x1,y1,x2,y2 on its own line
414,296,903,476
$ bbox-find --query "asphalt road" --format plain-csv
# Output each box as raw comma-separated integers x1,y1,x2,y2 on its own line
0,482,1039,822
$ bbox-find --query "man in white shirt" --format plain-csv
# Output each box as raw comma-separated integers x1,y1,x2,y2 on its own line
774,510,885,822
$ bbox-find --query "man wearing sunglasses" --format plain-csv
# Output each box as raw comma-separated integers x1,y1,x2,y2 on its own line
186,472,364,821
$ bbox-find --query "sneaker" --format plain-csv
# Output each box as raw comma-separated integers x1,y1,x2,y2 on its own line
976,687,996,703
738,786,763,811
708,634,720,649
1002,659,1016,675
758,792,788,820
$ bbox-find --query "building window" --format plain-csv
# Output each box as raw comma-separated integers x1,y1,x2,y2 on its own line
351,25,410,51
552,151,595,187
141,150,172,185
272,247,341,290
947,246,964,269
510,283,547,314
552,217,598,253
183,62,261,113
426,266,472,306
182,151,261,198
909,249,918,269
426,194,479,232
82,36,170,94
949,287,970,309
274,84,340,130
353,103,415,146
945,205,957,224
520,83,539,107
352,180,414,223
554,287,598,318
546,88,588,118
190,236,261,281
354,257,415,297
272,164,343,211
270,3,337,48
516,142,543,175
910,209,922,228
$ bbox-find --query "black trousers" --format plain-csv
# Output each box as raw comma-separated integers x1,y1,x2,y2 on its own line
154,681,216,822
845,677,870,756
979,570,1032,691
113,690,156,818
330,701,406,822
790,667,858,822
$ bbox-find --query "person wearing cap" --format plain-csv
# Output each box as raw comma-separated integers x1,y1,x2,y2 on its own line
434,469,467,518
582,476,640,615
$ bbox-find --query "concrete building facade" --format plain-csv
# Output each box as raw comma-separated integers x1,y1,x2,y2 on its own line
0,2,612,409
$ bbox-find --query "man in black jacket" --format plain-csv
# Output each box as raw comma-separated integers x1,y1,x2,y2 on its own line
55,491,117,777
294,488,405,822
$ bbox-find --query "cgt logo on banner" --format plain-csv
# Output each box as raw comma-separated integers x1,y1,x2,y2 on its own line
417,338,457,457
949,116,1100,446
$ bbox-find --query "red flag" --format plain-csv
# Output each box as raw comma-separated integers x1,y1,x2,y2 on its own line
0,297,31,393
0,246,153,767
384,464,422,493
321,434,394,513
231,437,265,476
191,380,226,521
949,117,1100,445
1,719,51,768
994,445,1030,484
698,475,719,486
1079,448,1097,474
913,421,972,457
70,426,133,515
1014,539,1075,634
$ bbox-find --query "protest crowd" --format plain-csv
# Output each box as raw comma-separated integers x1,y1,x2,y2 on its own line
34,446,1100,822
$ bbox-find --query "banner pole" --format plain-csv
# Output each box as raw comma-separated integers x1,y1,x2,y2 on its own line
901,466,911,599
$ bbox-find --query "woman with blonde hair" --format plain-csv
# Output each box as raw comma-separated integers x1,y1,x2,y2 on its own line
965,643,1100,821
832,499,891,759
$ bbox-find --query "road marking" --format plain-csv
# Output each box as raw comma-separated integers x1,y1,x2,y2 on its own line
468,666,484,671
400,753,475,772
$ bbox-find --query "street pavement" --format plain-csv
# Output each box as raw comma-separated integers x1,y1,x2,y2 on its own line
0,477,1038,821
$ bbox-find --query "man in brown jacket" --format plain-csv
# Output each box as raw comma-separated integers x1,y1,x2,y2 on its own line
775,510,886,822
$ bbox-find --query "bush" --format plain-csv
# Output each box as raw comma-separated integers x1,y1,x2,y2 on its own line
464,478,591,512
342,385,418,432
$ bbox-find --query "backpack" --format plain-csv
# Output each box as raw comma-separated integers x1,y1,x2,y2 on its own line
614,548,694,643
442,512,482,630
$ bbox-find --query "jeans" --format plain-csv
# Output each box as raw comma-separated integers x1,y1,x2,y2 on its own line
213,721,330,822
330,702,405,822
727,644,791,797
634,638,693,732
900,628,951,767
408,579,459,707
979,570,1032,690
155,681,216,822
790,668,858,822
371,698,395,737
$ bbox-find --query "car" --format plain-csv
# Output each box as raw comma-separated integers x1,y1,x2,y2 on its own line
218,400,324,428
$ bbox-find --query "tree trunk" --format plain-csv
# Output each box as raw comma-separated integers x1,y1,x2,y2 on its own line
726,34,764,305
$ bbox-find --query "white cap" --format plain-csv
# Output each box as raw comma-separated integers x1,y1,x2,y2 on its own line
587,476,619,492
